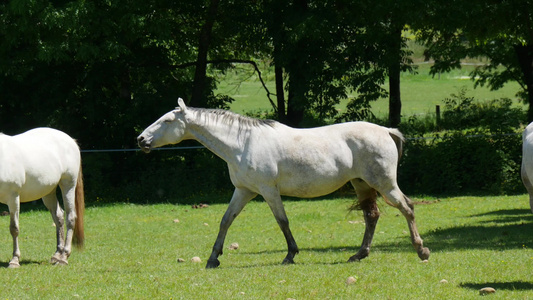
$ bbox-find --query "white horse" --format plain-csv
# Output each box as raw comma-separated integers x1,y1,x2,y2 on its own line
138,99,430,268
522,122,533,213
0,128,84,268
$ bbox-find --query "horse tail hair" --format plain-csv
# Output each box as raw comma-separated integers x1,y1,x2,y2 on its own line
73,161,85,249
388,128,404,162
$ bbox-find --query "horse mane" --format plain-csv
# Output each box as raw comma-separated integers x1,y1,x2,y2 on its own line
189,107,276,129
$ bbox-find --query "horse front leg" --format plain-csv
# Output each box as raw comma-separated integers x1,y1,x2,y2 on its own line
7,197,21,268
262,190,299,265
206,188,257,269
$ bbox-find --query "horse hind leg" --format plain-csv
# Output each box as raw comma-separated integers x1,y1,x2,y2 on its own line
42,190,67,265
383,188,430,260
59,178,79,265
348,179,380,262
7,196,21,268
520,167,533,213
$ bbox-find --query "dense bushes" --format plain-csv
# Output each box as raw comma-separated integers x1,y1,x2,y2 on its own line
399,130,523,195
397,91,526,196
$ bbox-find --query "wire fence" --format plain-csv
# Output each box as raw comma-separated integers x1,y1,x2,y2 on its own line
80,131,522,153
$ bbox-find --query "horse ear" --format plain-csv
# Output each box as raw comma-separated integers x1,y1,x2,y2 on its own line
177,98,187,111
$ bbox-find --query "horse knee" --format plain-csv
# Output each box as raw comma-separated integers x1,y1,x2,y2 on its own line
9,220,19,237
9,225,19,237
65,212,77,229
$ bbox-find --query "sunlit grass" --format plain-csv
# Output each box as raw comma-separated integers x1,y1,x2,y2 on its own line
216,63,524,119
1,195,532,298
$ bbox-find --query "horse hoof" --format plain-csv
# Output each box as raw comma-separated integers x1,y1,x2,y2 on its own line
348,251,368,262
282,258,295,265
52,259,68,266
206,259,220,269
8,262,20,269
418,247,430,261
347,256,361,263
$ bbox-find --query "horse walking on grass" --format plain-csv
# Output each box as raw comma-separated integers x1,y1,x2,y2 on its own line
138,99,430,268
0,128,84,268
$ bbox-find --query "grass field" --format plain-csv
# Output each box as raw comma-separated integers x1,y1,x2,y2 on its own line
1,195,532,299
216,63,524,118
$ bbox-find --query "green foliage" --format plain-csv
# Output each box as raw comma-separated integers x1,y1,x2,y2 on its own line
399,130,523,195
414,0,533,120
437,88,525,133
397,92,525,195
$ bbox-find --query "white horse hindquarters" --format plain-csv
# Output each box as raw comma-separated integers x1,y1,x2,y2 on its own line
1,128,84,267
15,129,80,202
522,123,533,213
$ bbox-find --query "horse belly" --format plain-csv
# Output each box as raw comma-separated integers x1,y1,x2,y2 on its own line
277,164,353,198
19,181,57,202
279,178,349,198
19,167,62,202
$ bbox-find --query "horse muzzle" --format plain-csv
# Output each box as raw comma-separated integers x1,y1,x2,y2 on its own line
137,135,152,153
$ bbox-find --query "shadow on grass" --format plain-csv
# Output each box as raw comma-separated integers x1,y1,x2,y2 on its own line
0,260,45,268
460,281,533,291
377,208,533,252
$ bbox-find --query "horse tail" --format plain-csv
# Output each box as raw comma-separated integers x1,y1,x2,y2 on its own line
73,161,85,249
388,128,405,162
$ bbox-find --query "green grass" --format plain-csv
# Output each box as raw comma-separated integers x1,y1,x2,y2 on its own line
1,195,533,299
216,63,525,118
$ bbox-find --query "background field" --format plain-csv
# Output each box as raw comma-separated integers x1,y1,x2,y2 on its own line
217,63,524,118
1,195,532,299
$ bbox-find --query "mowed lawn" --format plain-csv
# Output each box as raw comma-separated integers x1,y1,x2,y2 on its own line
1,194,532,299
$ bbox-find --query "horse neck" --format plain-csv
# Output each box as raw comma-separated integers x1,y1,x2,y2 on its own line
185,110,251,163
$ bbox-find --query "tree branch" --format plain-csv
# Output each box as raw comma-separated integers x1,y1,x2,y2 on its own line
171,59,277,112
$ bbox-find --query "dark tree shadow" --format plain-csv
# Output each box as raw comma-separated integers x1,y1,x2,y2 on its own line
460,281,533,291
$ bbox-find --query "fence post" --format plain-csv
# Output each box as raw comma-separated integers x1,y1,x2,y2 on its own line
436,105,441,127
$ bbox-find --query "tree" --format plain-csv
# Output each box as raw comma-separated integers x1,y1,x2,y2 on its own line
415,0,533,121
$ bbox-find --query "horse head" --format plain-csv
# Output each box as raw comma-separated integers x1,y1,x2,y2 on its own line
137,98,188,153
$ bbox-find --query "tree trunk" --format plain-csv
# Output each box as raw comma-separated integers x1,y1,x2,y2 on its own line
515,44,533,123
388,26,403,128
286,78,305,127
190,0,220,107
285,0,308,128
275,65,286,123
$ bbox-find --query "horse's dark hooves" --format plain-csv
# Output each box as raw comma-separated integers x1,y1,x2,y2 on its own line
348,250,368,262
282,258,295,265
347,255,365,263
206,259,220,269
418,247,430,260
